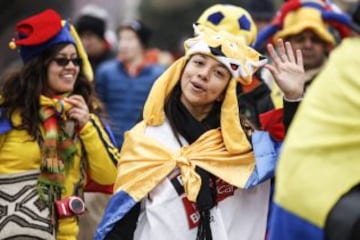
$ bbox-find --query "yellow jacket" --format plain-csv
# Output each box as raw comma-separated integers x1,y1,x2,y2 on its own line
0,112,119,240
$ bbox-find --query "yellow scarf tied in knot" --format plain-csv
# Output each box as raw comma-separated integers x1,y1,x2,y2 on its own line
115,122,255,202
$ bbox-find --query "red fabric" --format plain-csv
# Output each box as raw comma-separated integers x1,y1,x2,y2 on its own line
181,178,237,229
272,0,302,26
328,20,351,39
15,9,62,46
84,178,113,194
259,108,285,141
182,197,200,229
242,75,261,93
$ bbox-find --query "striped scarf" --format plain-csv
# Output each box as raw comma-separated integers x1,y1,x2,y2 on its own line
37,95,77,218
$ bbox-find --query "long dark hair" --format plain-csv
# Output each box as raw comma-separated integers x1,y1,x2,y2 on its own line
0,43,103,138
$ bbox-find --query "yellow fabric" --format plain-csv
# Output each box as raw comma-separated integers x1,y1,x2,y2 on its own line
143,57,187,125
0,112,118,239
115,121,255,202
196,4,257,45
144,26,265,154
62,20,94,82
0,134,5,151
274,38,360,227
274,7,335,46
271,82,283,109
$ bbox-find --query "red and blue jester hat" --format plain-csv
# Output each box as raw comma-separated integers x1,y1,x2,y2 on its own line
253,0,353,50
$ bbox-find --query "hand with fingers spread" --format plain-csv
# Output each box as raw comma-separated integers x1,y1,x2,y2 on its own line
65,95,90,129
264,39,305,101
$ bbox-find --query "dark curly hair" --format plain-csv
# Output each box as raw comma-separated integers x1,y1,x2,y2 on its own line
0,43,103,138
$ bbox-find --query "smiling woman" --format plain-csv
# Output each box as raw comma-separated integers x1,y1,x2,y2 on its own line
0,9,119,240
94,24,286,240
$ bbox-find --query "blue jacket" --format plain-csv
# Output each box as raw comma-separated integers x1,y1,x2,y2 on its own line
95,60,165,148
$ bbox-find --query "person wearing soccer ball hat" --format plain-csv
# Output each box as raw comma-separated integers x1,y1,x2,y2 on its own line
95,18,305,239
253,0,353,129
196,4,280,126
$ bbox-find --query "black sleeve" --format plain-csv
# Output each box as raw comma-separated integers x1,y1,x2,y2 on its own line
325,185,360,240
283,99,300,133
237,82,275,128
104,202,141,240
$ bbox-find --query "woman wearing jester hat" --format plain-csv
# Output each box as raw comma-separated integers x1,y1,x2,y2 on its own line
95,23,304,240
0,9,119,240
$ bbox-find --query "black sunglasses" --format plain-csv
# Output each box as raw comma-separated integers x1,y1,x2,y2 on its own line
52,58,82,67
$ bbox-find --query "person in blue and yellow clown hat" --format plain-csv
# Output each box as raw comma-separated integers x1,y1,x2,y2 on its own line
254,0,353,110
95,23,305,240
269,2,360,240
1,9,119,240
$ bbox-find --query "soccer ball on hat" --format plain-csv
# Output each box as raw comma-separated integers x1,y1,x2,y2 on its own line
196,4,257,45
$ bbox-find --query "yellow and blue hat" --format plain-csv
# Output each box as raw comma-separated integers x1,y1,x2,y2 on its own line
253,0,352,50
9,9,93,81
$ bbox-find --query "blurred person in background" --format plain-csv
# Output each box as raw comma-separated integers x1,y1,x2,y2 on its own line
254,0,353,129
247,0,276,42
0,9,118,240
95,19,165,149
74,4,116,72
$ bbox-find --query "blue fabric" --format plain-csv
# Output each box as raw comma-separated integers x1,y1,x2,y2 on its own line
245,131,282,188
322,11,351,25
252,25,280,51
95,60,165,148
269,203,324,240
0,108,11,134
94,190,137,240
302,2,324,11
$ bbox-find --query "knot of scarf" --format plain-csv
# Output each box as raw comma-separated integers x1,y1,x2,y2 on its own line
116,121,255,198
37,95,77,218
